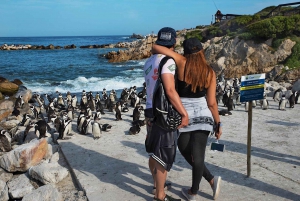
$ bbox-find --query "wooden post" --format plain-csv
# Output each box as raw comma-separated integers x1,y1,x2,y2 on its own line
247,101,253,177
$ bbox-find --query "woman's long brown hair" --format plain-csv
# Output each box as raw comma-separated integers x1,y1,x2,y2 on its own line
183,49,213,93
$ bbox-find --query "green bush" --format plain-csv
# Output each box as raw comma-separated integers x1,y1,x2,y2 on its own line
283,39,300,69
185,30,203,41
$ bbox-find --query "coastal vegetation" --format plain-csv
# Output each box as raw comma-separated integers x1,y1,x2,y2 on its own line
185,6,300,70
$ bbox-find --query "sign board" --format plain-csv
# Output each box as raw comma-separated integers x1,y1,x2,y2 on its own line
240,73,265,102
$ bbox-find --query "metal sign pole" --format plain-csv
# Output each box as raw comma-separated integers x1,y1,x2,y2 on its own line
247,101,253,177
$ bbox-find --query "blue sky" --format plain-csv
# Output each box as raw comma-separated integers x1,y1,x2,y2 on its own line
0,0,295,37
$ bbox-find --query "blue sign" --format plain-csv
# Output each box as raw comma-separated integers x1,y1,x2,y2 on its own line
240,74,265,102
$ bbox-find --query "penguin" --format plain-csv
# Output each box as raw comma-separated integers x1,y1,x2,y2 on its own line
66,91,72,102
260,93,269,110
102,124,112,132
71,95,78,109
103,93,109,109
87,91,95,111
15,95,24,109
34,93,45,108
115,102,122,121
20,113,32,127
0,130,12,152
222,90,229,107
132,105,142,121
129,124,141,135
132,119,146,127
81,115,93,135
52,115,61,132
95,99,105,114
289,91,296,108
23,122,35,143
122,102,129,112
82,90,86,96
58,117,72,140
80,94,88,110
279,95,287,110
34,120,49,139
77,113,86,133
101,88,107,100
95,92,101,101
235,92,241,105
30,105,40,119
92,115,102,139
86,106,93,117
138,85,147,102
47,105,56,123
57,93,65,106
66,104,75,119
252,100,257,108
95,109,102,120
273,88,282,102
120,88,130,102
296,91,300,104
227,94,235,111
109,90,116,102
245,102,249,112
218,109,232,116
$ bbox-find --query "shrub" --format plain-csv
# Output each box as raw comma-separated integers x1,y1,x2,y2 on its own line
283,39,300,69
185,30,203,41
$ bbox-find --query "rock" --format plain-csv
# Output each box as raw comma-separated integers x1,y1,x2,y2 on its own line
15,88,32,104
0,77,7,83
292,79,300,92
0,81,19,96
0,179,9,201
0,100,14,122
0,120,20,131
0,138,48,172
28,161,69,184
22,184,63,201
0,169,13,183
7,174,35,199
45,144,60,161
11,79,23,86
49,152,59,163
0,92,3,101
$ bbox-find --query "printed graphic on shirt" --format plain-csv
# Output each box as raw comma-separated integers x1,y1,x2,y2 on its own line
168,64,176,72
151,68,158,80
145,65,152,76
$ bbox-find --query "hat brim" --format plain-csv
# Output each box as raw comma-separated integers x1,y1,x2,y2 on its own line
156,39,176,46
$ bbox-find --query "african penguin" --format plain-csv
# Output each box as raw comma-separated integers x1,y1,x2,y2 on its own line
279,95,287,110
92,115,102,139
81,116,93,135
115,102,122,121
15,95,24,109
102,124,112,132
0,130,12,152
289,91,296,108
129,124,141,135
273,88,282,102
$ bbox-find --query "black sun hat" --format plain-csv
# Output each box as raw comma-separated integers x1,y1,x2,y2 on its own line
183,37,203,54
156,27,176,47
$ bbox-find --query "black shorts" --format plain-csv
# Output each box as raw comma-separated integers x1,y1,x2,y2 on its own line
145,120,178,172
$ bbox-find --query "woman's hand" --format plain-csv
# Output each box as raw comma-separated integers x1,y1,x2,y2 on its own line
215,126,222,140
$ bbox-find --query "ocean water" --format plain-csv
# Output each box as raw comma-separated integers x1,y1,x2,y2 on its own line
0,36,146,96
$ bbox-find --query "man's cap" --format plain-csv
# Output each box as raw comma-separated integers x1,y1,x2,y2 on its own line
156,27,176,47
183,37,203,54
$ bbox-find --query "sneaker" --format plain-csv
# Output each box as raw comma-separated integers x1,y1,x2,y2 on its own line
181,188,196,201
152,182,172,194
212,176,221,200
153,194,181,201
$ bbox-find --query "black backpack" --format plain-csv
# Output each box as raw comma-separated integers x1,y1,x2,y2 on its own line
152,56,182,131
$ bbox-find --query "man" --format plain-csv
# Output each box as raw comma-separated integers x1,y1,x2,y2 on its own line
144,27,189,201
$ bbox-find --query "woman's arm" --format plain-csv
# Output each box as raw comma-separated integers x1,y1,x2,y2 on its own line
152,44,186,79
206,71,222,139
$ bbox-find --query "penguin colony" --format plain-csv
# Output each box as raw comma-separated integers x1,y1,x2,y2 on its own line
1,78,298,151
0,85,148,151
216,77,299,115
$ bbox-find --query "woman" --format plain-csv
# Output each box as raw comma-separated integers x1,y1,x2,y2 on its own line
152,37,222,201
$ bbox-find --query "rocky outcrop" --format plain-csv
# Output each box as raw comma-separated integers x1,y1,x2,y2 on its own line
7,174,35,199
0,138,48,172
0,80,19,96
22,184,63,201
0,100,14,122
0,179,9,201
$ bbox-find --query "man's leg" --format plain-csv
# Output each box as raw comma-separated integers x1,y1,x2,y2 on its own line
153,159,167,200
149,157,156,187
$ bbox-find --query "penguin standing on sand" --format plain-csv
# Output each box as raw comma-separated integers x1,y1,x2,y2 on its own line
77,113,86,133
20,114,32,127
58,117,72,140
71,95,78,109
95,99,105,114
227,94,235,111
132,105,142,121
92,115,102,139
129,124,141,135
295,91,300,104
115,102,122,121
279,95,287,110
289,91,296,108
81,115,93,135
260,93,269,110
57,93,65,106
252,100,257,108
273,88,282,102
66,91,72,102
34,120,49,139
245,102,249,112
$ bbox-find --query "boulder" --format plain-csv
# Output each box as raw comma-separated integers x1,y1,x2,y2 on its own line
0,81,19,96
28,161,69,184
0,179,9,201
11,79,23,86
22,184,63,201
0,120,20,131
292,79,300,92
0,169,13,183
0,100,14,122
7,174,35,199
0,138,48,172
14,88,32,104
0,92,3,101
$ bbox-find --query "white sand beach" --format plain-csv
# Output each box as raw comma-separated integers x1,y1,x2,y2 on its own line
58,97,300,201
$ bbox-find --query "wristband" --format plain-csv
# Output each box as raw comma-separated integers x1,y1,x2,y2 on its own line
217,122,222,127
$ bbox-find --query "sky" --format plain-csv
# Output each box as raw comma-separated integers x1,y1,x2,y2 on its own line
0,0,296,37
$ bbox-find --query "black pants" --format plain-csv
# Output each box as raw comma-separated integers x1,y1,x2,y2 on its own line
178,130,214,194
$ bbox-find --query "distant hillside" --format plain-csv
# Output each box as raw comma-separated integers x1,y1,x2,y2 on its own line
185,5,300,71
